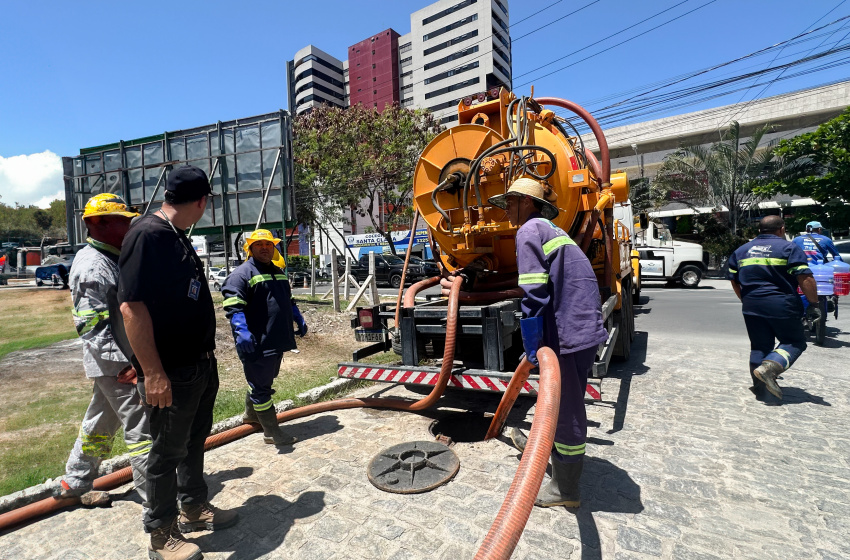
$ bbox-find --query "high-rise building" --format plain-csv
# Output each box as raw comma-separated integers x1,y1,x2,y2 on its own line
287,0,511,124
287,46,348,115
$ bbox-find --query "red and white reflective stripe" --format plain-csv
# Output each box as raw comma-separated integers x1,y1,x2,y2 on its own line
338,366,602,401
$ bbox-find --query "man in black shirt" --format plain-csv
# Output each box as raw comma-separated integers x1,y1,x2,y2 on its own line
119,166,237,560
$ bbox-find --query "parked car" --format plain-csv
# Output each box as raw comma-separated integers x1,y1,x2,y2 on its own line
290,271,313,287
354,253,425,288
35,256,74,287
408,256,440,277
207,266,222,280
209,269,228,291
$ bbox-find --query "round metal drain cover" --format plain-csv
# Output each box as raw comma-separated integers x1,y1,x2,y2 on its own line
367,441,460,494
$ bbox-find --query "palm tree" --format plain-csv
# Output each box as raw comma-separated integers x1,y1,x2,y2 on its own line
653,121,778,234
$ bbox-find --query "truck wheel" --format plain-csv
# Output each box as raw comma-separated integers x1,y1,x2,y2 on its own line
390,274,402,289
392,329,403,355
679,266,702,288
36,279,43,287
632,281,641,306
613,279,633,361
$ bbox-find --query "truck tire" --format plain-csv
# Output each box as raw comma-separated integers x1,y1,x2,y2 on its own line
679,266,702,288
613,278,634,361
632,280,641,306
390,274,402,289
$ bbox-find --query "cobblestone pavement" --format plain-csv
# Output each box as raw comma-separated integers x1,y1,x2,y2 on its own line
1,281,848,559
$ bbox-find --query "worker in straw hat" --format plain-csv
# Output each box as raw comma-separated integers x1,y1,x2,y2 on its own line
489,177,608,509
221,229,307,447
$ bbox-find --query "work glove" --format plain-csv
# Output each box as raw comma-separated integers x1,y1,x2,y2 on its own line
520,316,544,367
806,305,822,323
291,301,308,337
230,312,256,354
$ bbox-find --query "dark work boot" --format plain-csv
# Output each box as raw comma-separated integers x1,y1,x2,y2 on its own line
254,405,297,446
242,391,260,425
177,502,238,533
149,518,202,560
753,360,784,400
535,456,583,508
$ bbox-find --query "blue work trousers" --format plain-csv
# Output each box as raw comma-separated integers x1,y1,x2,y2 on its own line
243,353,283,407
138,356,218,532
552,346,597,464
743,314,807,374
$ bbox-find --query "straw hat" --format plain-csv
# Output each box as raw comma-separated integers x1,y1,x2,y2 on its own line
488,177,559,219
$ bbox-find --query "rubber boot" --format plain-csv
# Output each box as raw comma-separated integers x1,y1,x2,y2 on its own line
753,360,784,400
254,405,297,446
149,518,202,560
242,391,260,425
178,502,239,533
509,427,527,453
534,455,583,508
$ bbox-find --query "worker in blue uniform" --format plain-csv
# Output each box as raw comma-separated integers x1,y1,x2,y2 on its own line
727,216,820,400
489,178,608,508
792,220,844,265
221,229,307,446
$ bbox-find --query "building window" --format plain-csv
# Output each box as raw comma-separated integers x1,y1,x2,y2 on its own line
372,64,376,69
423,14,477,42
372,50,375,55
401,70,413,78
493,60,510,80
427,98,462,112
493,42,510,65
400,56,412,68
373,77,377,81
424,45,479,71
422,0,477,26
373,90,377,94
425,61,479,85
294,67,346,89
440,114,459,124
423,30,478,56
494,0,507,16
493,29,509,49
294,54,344,77
400,84,413,93
492,11,508,32
399,42,412,54
425,77,480,99
402,97,414,107
294,81,346,100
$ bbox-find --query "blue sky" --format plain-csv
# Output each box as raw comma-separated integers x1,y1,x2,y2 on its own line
1,0,848,206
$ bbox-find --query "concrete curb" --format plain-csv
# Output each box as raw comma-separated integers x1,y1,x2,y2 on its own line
0,377,363,515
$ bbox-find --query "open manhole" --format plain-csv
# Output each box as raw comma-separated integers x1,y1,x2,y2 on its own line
429,411,494,443
367,441,460,494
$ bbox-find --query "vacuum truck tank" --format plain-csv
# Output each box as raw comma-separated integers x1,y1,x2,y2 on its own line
339,88,637,398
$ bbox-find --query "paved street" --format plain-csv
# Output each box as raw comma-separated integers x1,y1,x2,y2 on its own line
1,279,849,559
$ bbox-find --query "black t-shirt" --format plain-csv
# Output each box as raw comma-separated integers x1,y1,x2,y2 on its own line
118,213,215,373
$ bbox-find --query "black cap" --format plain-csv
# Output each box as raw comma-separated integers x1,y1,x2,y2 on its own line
166,165,211,203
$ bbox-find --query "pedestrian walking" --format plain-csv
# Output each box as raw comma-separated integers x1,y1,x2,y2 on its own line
221,229,307,447
488,177,608,509
792,220,844,265
57,193,151,512
728,215,820,400
119,166,237,560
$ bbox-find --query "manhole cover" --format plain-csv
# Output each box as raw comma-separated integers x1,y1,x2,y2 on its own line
367,441,460,494
429,411,493,443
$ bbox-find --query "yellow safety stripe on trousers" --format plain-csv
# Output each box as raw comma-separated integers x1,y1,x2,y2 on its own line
127,440,152,457
554,442,586,456
738,257,788,267
542,235,576,256
728,268,737,274
73,309,109,327
788,265,810,274
518,273,550,285
253,399,274,412
222,297,248,307
774,349,791,369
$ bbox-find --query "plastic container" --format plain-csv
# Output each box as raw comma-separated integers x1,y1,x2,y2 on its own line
834,272,850,297
810,263,834,296
828,260,850,274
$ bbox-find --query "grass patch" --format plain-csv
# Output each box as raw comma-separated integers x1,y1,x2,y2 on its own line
0,425,80,497
0,289,77,361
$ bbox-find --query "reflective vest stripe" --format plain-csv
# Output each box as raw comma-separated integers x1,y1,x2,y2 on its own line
554,442,586,456
518,273,550,285
249,273,288,287
728,268,737,274
222,297,247,307
542,235,576,256
787,265,810,274
127,440,152,457
738,257,788,267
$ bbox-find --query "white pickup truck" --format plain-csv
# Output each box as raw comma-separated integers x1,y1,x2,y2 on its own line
634,220,707,288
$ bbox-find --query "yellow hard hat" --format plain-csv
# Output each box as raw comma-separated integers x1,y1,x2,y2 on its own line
83,193,139,220
243,229,287,268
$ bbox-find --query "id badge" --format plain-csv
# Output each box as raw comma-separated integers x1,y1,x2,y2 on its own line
188,279,201,301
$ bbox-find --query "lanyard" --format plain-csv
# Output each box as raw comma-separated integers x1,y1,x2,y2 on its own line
159,209,203,280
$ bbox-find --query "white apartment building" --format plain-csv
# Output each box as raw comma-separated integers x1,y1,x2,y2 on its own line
287,45,348,115
401,0,512,125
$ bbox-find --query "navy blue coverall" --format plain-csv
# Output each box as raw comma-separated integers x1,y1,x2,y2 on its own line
516,214,608,465
727,234,812,376
222,258,297,412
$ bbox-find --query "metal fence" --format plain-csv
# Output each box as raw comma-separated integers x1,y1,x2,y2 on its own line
62,111,295,263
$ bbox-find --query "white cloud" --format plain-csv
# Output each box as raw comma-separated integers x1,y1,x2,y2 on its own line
0,151,64,208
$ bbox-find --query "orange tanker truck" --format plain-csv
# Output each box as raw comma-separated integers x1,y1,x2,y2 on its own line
338,87,636,401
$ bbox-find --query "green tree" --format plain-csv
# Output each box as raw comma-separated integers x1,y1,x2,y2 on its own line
293,103,441,256
756,107,850,229
653,121,780,234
